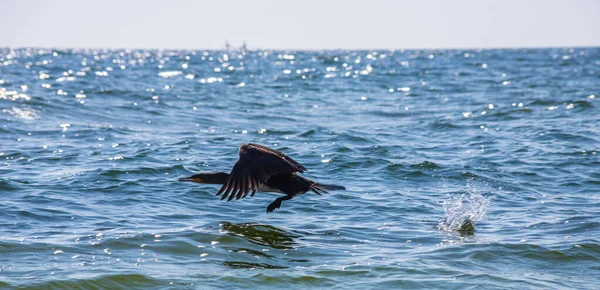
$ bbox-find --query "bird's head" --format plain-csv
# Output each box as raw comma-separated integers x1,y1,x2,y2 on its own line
178,172,229,184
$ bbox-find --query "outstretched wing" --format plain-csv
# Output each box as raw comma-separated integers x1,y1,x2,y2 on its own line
216,143,307,201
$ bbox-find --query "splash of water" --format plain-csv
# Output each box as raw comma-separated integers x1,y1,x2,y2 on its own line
438,181,493,235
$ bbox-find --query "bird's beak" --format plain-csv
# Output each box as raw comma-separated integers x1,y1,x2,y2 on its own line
178,176,196,182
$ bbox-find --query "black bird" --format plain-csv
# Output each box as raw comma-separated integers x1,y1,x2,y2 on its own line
179,143,345,213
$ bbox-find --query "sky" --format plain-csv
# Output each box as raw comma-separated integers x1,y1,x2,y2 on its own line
1,0,599,50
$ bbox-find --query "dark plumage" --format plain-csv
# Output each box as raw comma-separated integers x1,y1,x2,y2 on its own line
178,143,345,213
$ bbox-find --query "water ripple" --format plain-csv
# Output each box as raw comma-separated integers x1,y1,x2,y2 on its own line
1,47,599,289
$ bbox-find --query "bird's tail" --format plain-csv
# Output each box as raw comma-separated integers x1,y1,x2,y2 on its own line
309,183,346,195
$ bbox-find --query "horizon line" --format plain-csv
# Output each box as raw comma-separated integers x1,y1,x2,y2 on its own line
1,44,599,52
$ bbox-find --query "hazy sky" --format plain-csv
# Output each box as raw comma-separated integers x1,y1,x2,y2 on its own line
1,0,599,49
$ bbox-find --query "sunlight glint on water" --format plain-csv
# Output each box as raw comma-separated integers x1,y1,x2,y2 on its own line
0,47,599,289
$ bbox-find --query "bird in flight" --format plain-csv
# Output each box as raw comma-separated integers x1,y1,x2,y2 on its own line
179,143,345,213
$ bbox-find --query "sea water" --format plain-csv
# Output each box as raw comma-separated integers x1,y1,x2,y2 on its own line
1,48,599,289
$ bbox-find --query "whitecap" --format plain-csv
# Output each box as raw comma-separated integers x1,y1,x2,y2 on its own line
158,71,183,78
3,107,38,120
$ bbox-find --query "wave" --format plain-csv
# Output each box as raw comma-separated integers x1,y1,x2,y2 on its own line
16,274,164,289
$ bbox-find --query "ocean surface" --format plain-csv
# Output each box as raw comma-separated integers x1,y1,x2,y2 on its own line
1,47,599,289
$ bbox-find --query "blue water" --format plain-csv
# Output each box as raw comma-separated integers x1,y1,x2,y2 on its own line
1,47,599,289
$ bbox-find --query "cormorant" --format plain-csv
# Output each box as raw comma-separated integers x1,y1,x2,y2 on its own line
178,143,345,213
